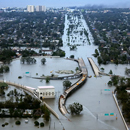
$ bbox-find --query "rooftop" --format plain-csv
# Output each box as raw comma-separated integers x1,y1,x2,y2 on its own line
38,86,54,89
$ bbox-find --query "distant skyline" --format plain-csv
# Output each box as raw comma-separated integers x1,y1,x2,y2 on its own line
0,0,130,8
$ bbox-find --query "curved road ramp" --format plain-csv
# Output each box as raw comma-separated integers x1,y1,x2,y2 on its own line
59,58,88,115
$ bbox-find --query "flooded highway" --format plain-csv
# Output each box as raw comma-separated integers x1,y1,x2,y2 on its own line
0,12,128,130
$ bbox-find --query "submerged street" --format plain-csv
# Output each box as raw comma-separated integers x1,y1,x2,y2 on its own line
0,11,128,130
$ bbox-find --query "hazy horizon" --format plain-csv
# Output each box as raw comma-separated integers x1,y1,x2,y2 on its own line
0,0,130,8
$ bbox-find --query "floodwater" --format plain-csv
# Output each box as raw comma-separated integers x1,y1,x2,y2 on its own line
0,13,128,130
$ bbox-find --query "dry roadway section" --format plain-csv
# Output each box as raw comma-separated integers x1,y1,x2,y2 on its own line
88,57,100,76
59,58,87,115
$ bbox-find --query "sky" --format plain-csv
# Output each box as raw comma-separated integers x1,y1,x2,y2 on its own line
0,0,130,8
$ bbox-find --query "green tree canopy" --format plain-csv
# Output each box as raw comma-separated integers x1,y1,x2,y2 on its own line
41,58,46,64
63,80,72,90
15,120,21,125
69,102,83,115
34,121,39,126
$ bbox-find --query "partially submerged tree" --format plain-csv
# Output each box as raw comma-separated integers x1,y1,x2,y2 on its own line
41,58,46,64
63,80,72,90
107,81,113,86
34,121,39,126
69,102,83,115
15,120,21,125
41,104,50,122
46,76,50,83
100,67,104,72
70,55,74,59
109,70,113,75
20,57,36,64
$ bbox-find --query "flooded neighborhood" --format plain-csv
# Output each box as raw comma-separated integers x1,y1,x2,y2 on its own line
0,8,129,130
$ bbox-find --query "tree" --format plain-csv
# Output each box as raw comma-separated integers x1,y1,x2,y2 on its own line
39,50,42,54
14,89,18,96
95,49,99,56
0,49,16,64
115,59,118,65
70,55,74,59
109,70,113,75
40,122,44,127
14,110,19,117
69,102,83,115
32,99,41,109
120,77,126,86
43,108,50,122
41,58,46,64
75,67,79,72
51,74,54,77
0,66,3,73
34,121,39,126
63,80,72,90
20,57,36,64
100,67,104,72
3,66,10,72
18,76,22,79
107,81,112,86
125,67,130,75
46,76,50,83
9,108,14,117
15,120,21,125
98,56,102,65
41,104,50,122
52,49,65,57
111,75,119,86
70,45,77,50
0,82,8,96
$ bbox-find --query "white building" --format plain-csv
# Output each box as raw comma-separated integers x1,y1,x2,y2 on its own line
27,5,46,12
36,6,42,12
42,6,46,12
27,5,35,12
36,86,55,99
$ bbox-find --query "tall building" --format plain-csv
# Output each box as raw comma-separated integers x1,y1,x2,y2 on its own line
27,5,35,12
36,6,42,12
42,6,46,12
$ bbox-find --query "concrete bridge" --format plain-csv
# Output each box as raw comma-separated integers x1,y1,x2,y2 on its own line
59,58,88,115
0,80,35,96
88,57,100,76
87,58,122,77
43,102,59,120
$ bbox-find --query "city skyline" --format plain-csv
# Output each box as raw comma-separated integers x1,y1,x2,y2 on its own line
0,0,130,8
